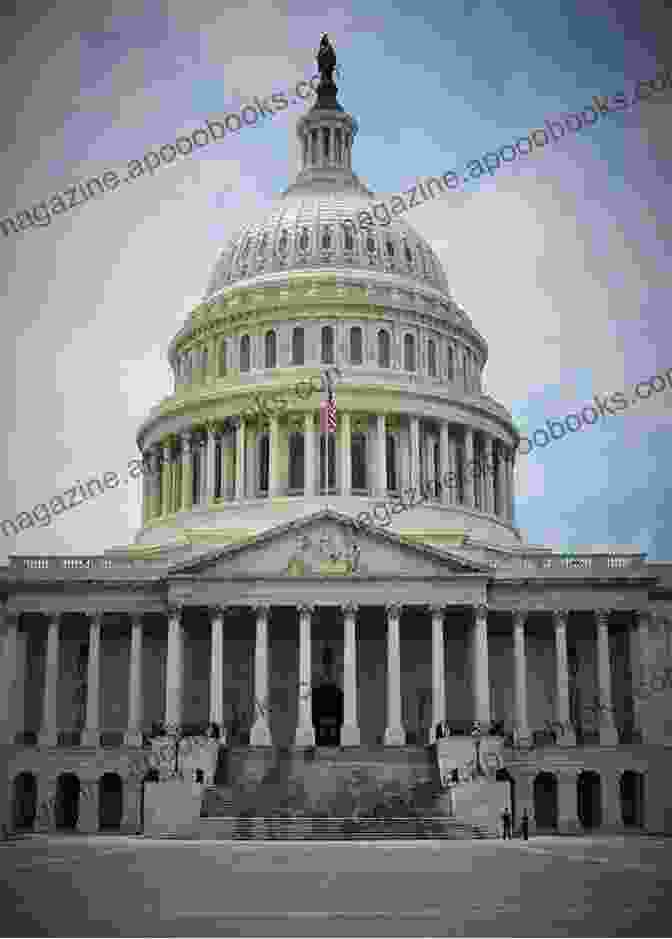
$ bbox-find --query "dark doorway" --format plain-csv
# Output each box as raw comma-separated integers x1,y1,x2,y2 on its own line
98,773,123,830
312,683,343,746
533,772,558,829
496,769,516,827
577,771,602,829
12,772,37,831
55,773,80,830
620,771,645,827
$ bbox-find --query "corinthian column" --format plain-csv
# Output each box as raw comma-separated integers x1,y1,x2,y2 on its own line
250,605,272,746
552,610,575,744
161,441,172,517
0,608,20,744
82,611,103,747
512,610,530,746
207,424,219,503
125,614,144,746
472,604,490,727
340,411,351,496
165,605,184,731
341,602,360,745
268,414,280,497
430,605,446,743
463,427,475,509
384,603,406,746
631,609,651,742
235,419,246,502
304,411,316,496
150,445,161,519
39,612,61,746
596,609,618,745
209,606,227,743
295,604,315,746
439,423,450,506
376,414,387,497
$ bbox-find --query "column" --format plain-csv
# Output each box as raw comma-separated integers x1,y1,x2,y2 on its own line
496,441,507,519
463,427,475,509
199,432,208,505
268,414,280,497
220,427,230,500
340,411,351,496
82,611,103,747
0,608,20,744
553,610,575,745
304,411,316,496
295,604,315,746
142,452,151,524
631,609,651,742
376,414,387,497
341,602,360,745
150,445,161,519
209,606,227,742
125,614,144,746
483,435,494,514
512,610,530,746
250,605,272,746
595,609,618,745
39,612,61,746
439,422,450,505
235,418,246,501
165,605,183,731
161,441,172,516
430,605,446,743
506,449,515,522
384,603,406,745
207,424,218,503
471,604,490,727
448,434,458,506
409,417,420,494
557,772,580,833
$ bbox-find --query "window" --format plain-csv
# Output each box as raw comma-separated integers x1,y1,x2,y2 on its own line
335,128,342,162
404,334,416,372
278,229,289,257
377,329,390,368
386,435,397,491
322,227,331,250
351,433,367,491
428,339,437,377
240,334,251,372
319,434,336,493
264,330,277,369
299,227,310,252
292,327,305,365
288,433,305,491
321,325,334,364
323,127,330,160
344,226,354,251
366,234,376,254
218,339,227,377
464,350,469,391
259,434,269,494
350,326,363,364
447,345,455,381
385,238,395,257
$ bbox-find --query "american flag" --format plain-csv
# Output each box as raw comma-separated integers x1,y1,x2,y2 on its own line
320,384,337,434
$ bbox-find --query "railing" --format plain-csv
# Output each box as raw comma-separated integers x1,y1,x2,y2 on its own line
10,556,129,571
495,553,646,574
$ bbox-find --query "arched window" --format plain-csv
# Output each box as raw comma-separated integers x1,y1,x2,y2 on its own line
288,432,305,491
240,334,251,372
344,226,354,251
218,339,227,376
377,329,390,368
366,233,376,254
385,237,395,257
278,229,289,257
404,334,416,372
350,326,363,364
259,433,269,494
321,325,334,364
427,339,437,377
351,433,367,491
447,345,455,381
264,330,277,369
292,326,305,365
322,227,331,250
299,227,310,252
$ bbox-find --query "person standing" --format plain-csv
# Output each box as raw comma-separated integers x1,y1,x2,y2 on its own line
501,808,512,839
521,809,530,840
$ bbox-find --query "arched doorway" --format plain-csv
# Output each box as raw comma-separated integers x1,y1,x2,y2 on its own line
533,772,558,829
577,771,602,829
312,682,343,746
55,773,80,830
98,773,123,830
496,769,516,826
620,771,645,827
12,772,37,830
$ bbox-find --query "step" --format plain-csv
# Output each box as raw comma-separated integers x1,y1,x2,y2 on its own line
185,816,497,841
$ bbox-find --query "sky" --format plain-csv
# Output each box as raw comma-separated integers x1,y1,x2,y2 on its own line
0,0,670,562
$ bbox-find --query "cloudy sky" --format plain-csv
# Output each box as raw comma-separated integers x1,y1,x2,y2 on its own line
0,0,670,562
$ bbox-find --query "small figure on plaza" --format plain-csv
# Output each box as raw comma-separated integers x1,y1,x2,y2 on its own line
521,809,530,841
501,807,512,840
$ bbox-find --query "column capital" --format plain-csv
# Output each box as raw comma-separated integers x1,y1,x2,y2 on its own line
253,603,270,619
474,603,488,621
429,603,445,618
44,611,63,625
385,602,403,619
166,604,183,620
204,420,221,438
297,603,315,617
180,430,192,450
88,610,105,625
512,608,527,628
208,605,228,621
595,609,611,628
129,612,144,627
341,601,358,617
553,609,569,627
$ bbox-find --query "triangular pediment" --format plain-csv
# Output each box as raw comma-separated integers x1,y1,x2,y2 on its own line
167,510,492,579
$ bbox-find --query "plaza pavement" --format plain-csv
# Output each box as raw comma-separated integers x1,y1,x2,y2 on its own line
0,833,670,936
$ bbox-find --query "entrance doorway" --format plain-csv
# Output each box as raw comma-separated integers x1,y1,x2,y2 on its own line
577,770,602,829
12,772,37,830
533,772,558,829
312,682,343,746
55,773,80,830
620,770,645,827
98,773,123,830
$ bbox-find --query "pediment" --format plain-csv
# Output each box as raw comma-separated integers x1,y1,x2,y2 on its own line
168,510,492,579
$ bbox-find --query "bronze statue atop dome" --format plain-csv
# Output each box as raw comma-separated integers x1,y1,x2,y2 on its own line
317,33,337,85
